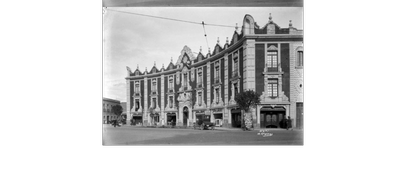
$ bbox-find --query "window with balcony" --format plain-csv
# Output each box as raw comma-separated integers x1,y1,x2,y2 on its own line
234,83,238,98
183,73,188,89
266,51,278,72
215,88,220,104
215,62,220,83
169,96,173,108
168,76,173,92
135,99,140,111
197,68,202,88
297,51,303,67
233,57,239,77
152,98,156,109
135,82,140,95
151,79,157,95
267,79,278,97
198,92,202,106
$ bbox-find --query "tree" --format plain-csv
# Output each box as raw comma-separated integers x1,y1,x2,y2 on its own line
111,104,123,123
234,90,261,131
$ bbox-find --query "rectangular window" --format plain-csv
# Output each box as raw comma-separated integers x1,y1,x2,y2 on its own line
135,99,139,111
234,83,238,96
152,80,157,94
267,51,278,71
198,71,202,87
168,79,173,91
135,83,140,95
216,88,219,104
198,92,202,106
183,73,188,88
297,51,303,67
215,66,220,83
152,98,156,108
267,79,278,97
233,58,238,77
169,96,173,108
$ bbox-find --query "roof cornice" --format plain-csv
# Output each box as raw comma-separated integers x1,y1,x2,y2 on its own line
125,34,303,80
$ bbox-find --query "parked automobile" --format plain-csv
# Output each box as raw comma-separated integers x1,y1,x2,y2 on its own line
199,122,215,130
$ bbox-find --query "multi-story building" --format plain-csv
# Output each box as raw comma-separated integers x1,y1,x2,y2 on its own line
102,97,121,124
125,14,303,128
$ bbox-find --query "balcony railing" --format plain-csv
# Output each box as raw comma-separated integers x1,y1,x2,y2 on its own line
214,78,220,84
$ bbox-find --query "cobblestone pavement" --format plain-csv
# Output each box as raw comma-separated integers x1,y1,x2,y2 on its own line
102,125,303,145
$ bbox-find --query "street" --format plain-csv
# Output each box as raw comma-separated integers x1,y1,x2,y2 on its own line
102,125,303,145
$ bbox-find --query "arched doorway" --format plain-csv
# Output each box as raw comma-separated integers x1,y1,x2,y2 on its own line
183,107,189,126
260,106,286,128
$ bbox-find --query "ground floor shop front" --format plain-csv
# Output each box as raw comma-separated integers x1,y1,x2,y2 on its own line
127,102,303,129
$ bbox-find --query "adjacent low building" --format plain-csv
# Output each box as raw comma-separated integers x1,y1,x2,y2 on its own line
102,97,121,124
125,14,303,128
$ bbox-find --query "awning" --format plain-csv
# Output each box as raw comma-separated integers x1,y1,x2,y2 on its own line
260,106,286,111
231,109,241,113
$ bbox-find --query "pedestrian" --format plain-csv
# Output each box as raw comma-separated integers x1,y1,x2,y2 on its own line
286,116,292,130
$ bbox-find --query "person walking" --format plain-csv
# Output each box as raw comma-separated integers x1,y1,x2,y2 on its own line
286,116,292,130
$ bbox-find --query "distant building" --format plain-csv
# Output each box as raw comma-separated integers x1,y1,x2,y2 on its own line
125,14,303,128
121,102,127,124
102,97,121,124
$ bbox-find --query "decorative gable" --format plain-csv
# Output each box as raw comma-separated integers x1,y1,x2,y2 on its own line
176,45,195,65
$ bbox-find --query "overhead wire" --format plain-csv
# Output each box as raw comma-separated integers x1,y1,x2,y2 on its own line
106,9,240,28
106,9,298,31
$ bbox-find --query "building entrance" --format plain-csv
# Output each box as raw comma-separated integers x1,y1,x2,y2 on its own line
260,106,286,128
214,114,223,127
195,114,210,125
183,107,189,126
167,113,176,126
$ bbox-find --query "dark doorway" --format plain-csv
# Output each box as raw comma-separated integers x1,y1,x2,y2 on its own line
167,113,176,126
131,117,142,125
230,108,242,128
183,107,189,126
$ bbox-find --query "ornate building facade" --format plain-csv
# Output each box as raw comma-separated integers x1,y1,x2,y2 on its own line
125,14,303,128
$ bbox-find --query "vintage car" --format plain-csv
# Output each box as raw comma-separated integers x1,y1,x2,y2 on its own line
194,122,215,130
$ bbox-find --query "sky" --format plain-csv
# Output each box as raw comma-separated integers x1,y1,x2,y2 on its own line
103,7,303,102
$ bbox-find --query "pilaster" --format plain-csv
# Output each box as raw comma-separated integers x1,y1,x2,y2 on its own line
143,77,148,125
161,74,165,125
207,61,211,109
224,53,228,105
126,79,130,125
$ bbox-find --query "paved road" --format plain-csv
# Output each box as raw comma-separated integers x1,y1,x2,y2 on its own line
102,125,303,145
